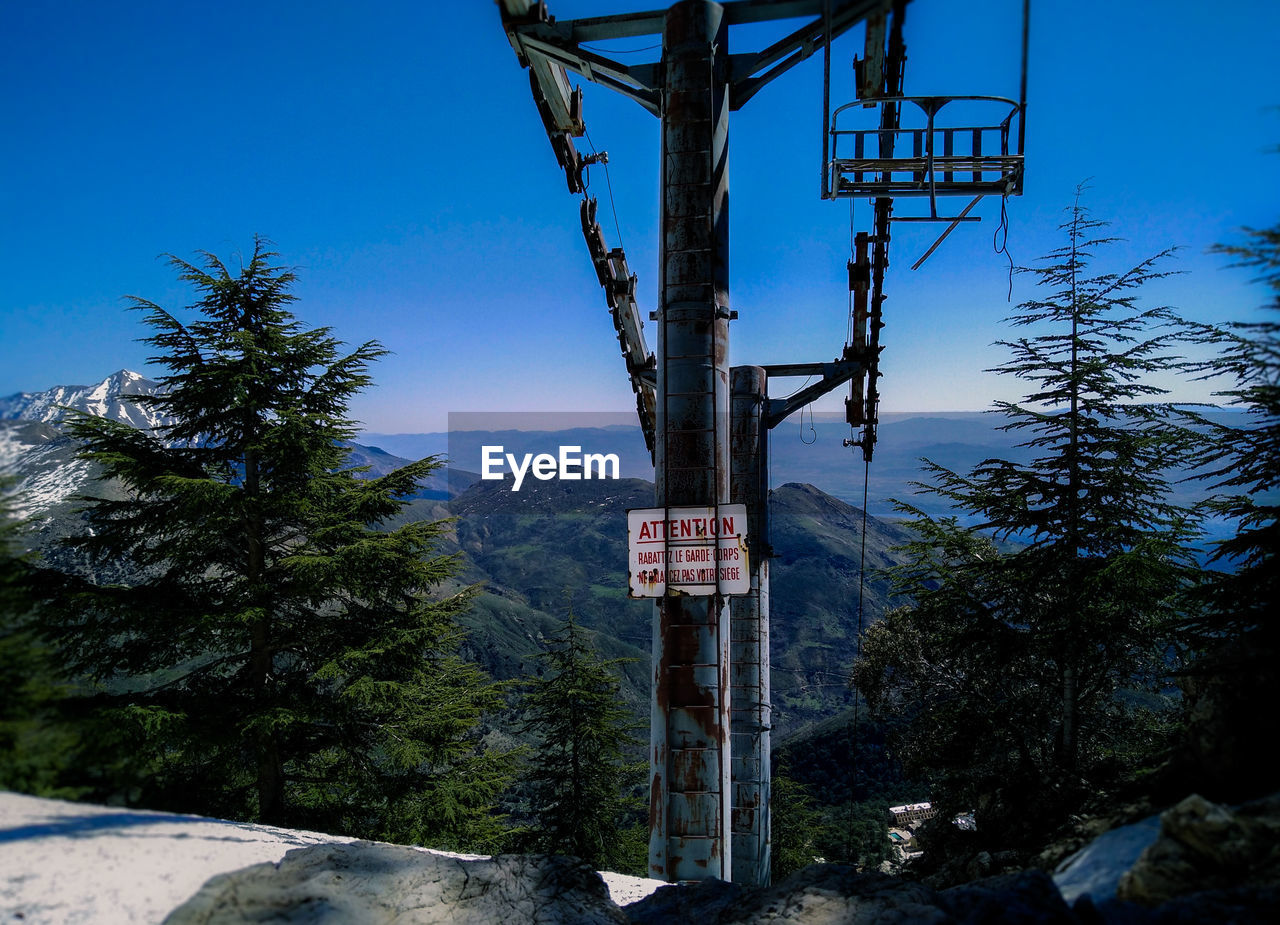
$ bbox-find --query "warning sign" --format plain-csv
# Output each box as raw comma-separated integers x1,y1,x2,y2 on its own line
626,504,750,598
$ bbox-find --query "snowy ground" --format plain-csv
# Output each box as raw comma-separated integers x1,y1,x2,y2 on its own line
0,790,664,923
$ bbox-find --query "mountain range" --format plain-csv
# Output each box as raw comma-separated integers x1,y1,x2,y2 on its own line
0,369,168,430
0,372,460,524
363,413,1029,522
1,372,1254,730
2,371,932,741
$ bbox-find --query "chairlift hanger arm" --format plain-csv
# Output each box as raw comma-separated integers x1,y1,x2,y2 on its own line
522,33,658,89
499,1,660,112
580,199,659,452
762,358,867,429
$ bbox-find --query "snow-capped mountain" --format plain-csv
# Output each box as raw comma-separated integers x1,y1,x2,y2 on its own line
0,370,171,523
0,370,452,527
0,369,170,430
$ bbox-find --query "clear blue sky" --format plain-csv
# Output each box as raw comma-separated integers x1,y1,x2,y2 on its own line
3,0,1277,433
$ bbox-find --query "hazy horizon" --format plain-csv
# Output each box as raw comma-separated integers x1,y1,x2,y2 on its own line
3,1,1276,432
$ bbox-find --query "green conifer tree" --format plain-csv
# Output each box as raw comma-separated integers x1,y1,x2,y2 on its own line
1175,219,1280,799
1186,221,1279,639
0,478,84,797
42,239,509,846
853,198,1199,849
518,609,643,871
769,771,827,880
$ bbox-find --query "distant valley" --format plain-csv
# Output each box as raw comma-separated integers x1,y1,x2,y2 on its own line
362,411,1027,521
2,371,1248,745
2,373,919,741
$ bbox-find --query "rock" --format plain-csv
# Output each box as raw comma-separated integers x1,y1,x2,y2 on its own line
1135,886,1280,923
624,878,742,924
1116,793,1280,905
629,867,1079,924
1052,812,1164,905
162,842,628,924
992,851,1023,871
966,851,993,880
940,871,1075,924
717,867,951,924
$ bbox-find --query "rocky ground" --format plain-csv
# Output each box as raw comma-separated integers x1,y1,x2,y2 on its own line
4,789,1277,923
0,791,660,923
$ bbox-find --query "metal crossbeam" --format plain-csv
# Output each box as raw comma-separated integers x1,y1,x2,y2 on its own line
729,0,886,108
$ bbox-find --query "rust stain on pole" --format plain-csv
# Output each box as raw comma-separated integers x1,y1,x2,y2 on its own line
650,0,733,883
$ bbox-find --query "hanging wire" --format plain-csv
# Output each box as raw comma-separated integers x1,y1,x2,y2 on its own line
781,374,815,402
579,41,663,54
800,404,817,444
993,194,1014,301
821,0,831,199
1017,0,1030,157
846,277,855,343
855,455,870,653
585,128,626,251
843,448,873,860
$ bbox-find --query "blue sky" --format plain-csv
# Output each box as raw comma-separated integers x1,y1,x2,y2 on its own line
3,0,1277,433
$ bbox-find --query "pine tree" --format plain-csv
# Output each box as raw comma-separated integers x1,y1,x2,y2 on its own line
769,771,827,880
1185,221,1279,639
42,239,510,846
518,609,643,871
853,198,1199,848
1175,219,1280,799
0,478,32,781
0,478,82,797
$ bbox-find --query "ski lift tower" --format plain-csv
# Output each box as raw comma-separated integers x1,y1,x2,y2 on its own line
498,0,1027,885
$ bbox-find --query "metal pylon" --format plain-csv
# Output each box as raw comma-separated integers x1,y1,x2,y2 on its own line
499,0,907,885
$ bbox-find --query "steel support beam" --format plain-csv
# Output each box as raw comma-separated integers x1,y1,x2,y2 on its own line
650,0,733,883
730,365,771,885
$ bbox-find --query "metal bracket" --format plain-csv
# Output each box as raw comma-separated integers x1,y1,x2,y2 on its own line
729,0,887,109
762,358,865,429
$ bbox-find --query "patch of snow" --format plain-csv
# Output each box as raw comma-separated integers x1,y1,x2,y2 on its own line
0,791,359,924
0,428,22,469
0,425,93,520
0,791,664,923
602,870,667,906
1053,812,1163,905
11,458,92,519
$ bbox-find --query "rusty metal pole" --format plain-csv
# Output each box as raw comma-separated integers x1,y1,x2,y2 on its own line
650,0,733,882
730,365,771,885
